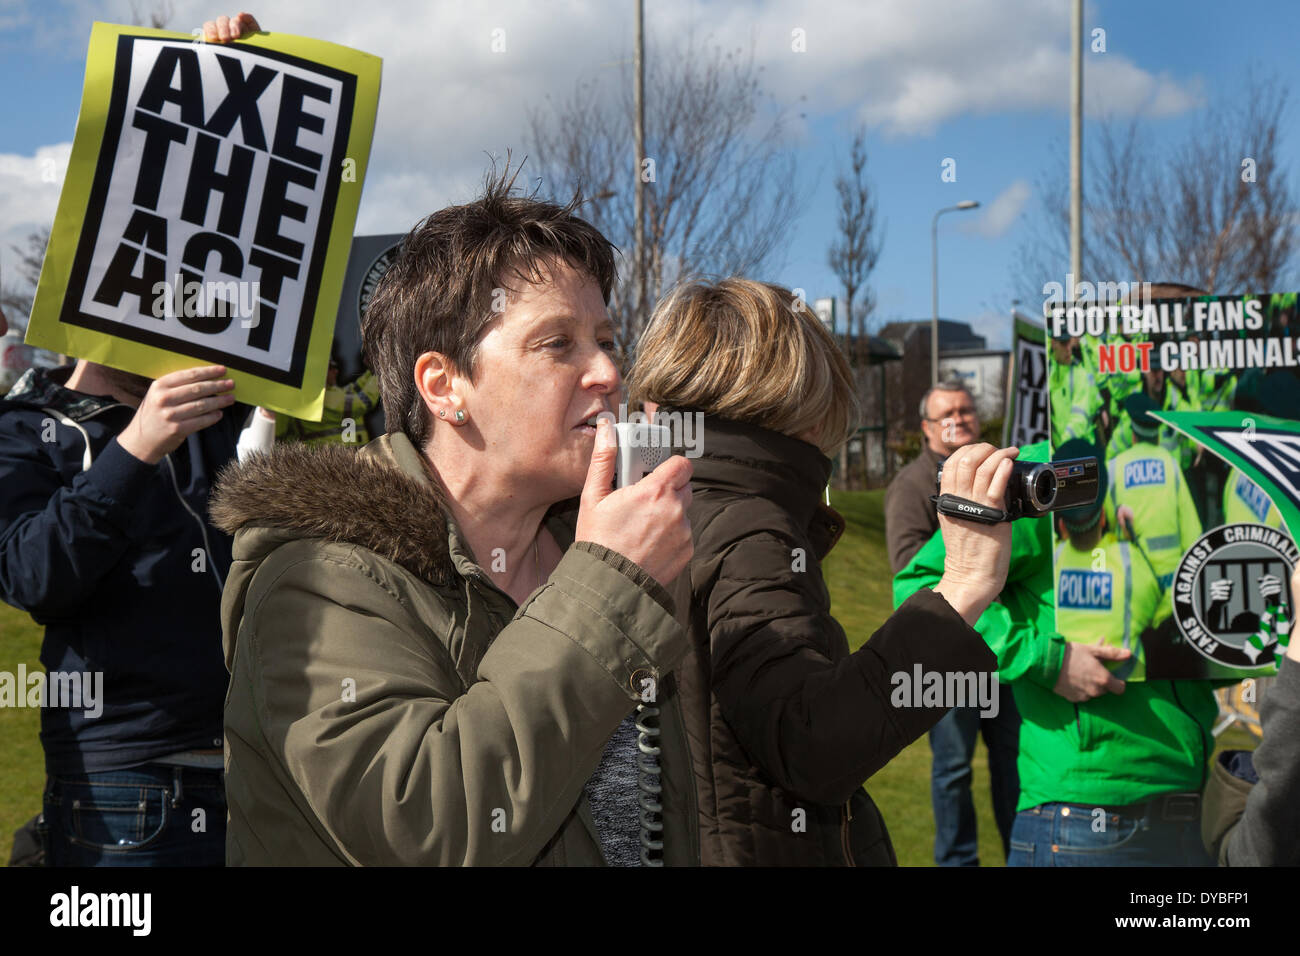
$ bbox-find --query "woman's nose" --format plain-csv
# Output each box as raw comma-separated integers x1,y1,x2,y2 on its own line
587,347,621,392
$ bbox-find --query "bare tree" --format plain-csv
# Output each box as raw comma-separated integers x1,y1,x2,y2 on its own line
11,227,48,290
0,227,51,330
1015,74,1297,299
827,128,883,353
528,36,802,350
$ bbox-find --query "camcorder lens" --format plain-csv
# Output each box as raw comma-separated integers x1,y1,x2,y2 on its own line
1031,468,1057,510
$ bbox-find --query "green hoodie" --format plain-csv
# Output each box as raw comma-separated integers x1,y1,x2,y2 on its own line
892,441,1219,809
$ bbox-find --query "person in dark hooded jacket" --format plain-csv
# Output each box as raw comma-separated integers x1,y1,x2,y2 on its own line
0,359,271,865
628,278,1018,865
1202,553,1300,866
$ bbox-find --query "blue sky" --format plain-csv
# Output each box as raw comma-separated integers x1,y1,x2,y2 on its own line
3,0,1298,350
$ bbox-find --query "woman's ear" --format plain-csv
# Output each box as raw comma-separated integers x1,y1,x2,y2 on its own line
414,351,462,425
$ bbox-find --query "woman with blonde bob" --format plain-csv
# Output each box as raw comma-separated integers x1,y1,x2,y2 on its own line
630,277,1019,866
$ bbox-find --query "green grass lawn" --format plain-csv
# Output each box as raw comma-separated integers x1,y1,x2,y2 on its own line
823,488,1008,865
0,487,1259,865
0,602,45,865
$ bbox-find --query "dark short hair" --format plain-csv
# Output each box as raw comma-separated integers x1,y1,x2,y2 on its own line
361,165,617,450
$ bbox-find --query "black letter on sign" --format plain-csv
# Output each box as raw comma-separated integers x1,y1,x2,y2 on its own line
1028,389,1049,435
245,246,301,350
182,131,256,238
205,54,277,150
92,242,167,319
131,110,191,211
254,158,316,261
120,208,169,253
272,74,332,171
178,232,245,334
136,47,205,128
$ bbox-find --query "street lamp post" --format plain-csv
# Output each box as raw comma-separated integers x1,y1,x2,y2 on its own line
931,200,980,385
633,0,646,337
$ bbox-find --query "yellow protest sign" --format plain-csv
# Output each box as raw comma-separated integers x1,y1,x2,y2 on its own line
25,22,382,420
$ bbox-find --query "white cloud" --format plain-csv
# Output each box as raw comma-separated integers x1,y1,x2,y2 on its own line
736,0,1202,136
173,0,647,233
0,143,70,273
966,179,1032,238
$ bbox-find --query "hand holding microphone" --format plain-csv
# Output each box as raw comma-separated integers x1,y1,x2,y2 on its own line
576,418,692,588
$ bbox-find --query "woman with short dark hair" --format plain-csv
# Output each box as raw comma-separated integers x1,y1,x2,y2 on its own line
212,167,695,865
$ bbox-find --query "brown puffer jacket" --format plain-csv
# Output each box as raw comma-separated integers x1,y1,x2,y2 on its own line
666,414,997,865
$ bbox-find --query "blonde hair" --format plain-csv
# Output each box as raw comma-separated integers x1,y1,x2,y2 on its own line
628,278,861,456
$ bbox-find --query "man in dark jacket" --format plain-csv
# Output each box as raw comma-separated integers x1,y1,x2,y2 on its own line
885,380,1020,865
885,381,979,574
0,360,258,866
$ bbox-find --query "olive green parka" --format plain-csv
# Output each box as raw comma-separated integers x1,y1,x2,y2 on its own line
211,432,699,865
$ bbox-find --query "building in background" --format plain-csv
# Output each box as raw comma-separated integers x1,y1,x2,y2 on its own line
876,319,1009,471
938,349,1010,423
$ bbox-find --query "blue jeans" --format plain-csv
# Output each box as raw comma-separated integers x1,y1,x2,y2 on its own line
1006,800,1213,866
929,684,1020,866
42,765,226,866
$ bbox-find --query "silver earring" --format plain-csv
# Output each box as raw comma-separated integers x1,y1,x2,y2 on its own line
439,410,446,418
455,410,466,423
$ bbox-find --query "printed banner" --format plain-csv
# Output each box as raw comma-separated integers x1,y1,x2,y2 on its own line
1003,311,1048,448
1153,411,1300,543
24,22,381,419
332,232,403,383
1046,293,1298,680
271,233,403,444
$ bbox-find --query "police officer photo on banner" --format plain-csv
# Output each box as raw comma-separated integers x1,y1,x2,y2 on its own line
23,21,381,420
1045,288,1299,680
1155,406,1300,677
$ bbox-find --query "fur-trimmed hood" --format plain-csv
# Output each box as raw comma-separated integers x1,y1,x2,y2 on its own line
210,433,456,587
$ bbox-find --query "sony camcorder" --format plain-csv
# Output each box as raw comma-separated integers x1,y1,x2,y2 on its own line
935,457,1099,522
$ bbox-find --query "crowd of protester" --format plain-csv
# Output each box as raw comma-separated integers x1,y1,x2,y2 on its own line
1,11,1295,868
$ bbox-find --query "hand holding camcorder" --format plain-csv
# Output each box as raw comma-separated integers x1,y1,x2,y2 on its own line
935,456,1099,523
